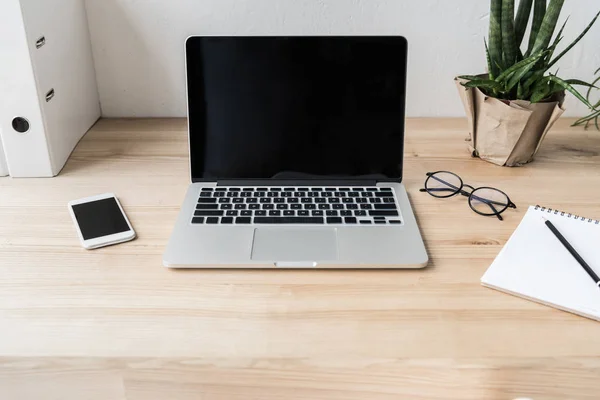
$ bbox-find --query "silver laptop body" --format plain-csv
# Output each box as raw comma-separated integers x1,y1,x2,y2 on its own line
164,36,428,269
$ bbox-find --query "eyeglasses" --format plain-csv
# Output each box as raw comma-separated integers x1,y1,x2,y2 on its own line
420,171,516,220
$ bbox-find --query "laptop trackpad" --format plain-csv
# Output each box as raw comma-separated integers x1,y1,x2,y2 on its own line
251,228,338,262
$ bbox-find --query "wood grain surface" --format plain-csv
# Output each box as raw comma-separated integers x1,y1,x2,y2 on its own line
1,118,600,399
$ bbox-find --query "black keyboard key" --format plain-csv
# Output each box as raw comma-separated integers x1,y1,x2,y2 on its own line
215,188,227,192
283,210,295,216
206,217,219,224
268,192,278,197
257,188,268,191
344,217,358,224
335,192,344,197
233,198,244,203
240,192,252,197
356,198,367,204
383,198,395,203
360,220,373,224
226,210,238,216
254,192,266,197
381,187,393,191
294,192,306,197
198,198,217,204
375,204,397,210
241,210,252,216
333,204,344,210
249,204,260,210
330,198,340,203
254,217,324,224
234,204,246,210
390,220,402,224
305,204,316,210
311,188,323,191
269,210,281,216
325,188,336,191
342,198,354,204
301,198,312,203
298,210,309,216
264,204,274,210
200,192,212,198
375,191,394,197
354,210,367,217
229,188,241,192
374,220,387,224
214,192,225,198
339,188,350,192
341,210,353,216
362,192,373,197
291,204,302,210
284,188,295,191
318,204,330,210
276,204,288,210
322,192,333,197
218,198,231,204
287,198,299,203
349,192,360,197
369,198,382,204
274,198,285,204
281,192,292,198
315,198,326,204
354,188,364,191
192,217,205,224
260,198,271,204
201,188,213,192
308,192,319,197
222,204,233,210
256,210,267,216
347,204,359,210
313,210,324,216
196,204,219,210
221,217,234,224
243,188,254,191
327,217,343,224
270,187,281,191
326,210,338,216
236,217,252,224
370,210,400,217
360,204,373,210
195,210,224,217
246,198,258,203
227,192,238,198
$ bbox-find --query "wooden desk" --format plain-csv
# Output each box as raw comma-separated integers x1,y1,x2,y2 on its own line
1,118,600,399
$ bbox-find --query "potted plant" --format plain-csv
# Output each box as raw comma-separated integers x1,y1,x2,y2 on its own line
457,0,600,166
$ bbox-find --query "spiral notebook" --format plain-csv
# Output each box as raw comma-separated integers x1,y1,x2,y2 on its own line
482,205,600,322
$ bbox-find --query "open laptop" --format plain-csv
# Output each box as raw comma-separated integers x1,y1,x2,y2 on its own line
163,36,428,269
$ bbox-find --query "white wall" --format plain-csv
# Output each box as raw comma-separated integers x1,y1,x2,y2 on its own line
85,0,600,118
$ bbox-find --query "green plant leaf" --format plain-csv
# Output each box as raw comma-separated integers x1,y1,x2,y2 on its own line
527,0,547,56
515,0,533,46
489,0,504,77
495,49,547,83
517,82,524,98
532,0,565,55
484,39,495,80
463,79,504,91
502,0,518,65
547,11,600,70
547,17,568,61
547,75,594,109
530,79,552,103
457,75,483,81
564,79,599,90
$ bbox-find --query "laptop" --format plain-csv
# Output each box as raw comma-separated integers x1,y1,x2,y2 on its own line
163,36,428,269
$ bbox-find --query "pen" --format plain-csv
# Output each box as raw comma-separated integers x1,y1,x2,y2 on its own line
543,217,600,288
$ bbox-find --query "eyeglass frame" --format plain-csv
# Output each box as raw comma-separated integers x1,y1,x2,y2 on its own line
420,171,517,220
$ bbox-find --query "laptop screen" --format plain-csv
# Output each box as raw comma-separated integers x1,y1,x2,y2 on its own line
186,36,407,182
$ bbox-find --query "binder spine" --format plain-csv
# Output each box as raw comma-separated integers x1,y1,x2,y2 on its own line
535,205,600,224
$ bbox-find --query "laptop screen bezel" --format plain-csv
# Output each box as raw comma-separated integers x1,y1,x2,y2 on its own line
185,35,408,184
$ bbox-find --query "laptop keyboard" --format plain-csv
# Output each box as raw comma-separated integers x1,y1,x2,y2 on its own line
191,187,402,225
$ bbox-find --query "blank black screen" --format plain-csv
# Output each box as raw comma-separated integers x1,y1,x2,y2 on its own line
186,36,407,181
72,198,130,240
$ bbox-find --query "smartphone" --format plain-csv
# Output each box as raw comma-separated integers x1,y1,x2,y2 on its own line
68,193,136,249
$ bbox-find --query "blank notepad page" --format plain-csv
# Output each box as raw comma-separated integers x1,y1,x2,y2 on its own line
481,206,600,321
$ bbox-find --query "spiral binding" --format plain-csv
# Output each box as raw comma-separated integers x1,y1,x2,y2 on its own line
534,205,600,224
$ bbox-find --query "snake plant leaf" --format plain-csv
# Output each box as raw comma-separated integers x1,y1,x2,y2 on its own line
457,75,483,81
495,49,547,83
527,0,547,56
463,79,504,91
515,0,533,46
547,17,568,61
531,80,552,103
484,39,495,80
547,75,594,109
564,79,599,90
548,11,600,70
502,0,518,65
532,0,564,55
489,0,504,76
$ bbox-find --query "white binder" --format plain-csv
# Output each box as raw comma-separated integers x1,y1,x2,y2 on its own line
0,0,100,177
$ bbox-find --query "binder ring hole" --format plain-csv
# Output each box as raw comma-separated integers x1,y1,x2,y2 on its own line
12,117,30,134
35,36,46,49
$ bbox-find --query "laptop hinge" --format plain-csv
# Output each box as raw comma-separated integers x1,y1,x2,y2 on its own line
216,179,378,187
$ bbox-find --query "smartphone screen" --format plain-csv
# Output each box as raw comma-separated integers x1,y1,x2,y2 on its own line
71,198,130,240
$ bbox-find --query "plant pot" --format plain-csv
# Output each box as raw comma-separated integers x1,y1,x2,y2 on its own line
455,76,565,167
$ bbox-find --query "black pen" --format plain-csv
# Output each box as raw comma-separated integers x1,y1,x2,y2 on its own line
543,218,600,288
